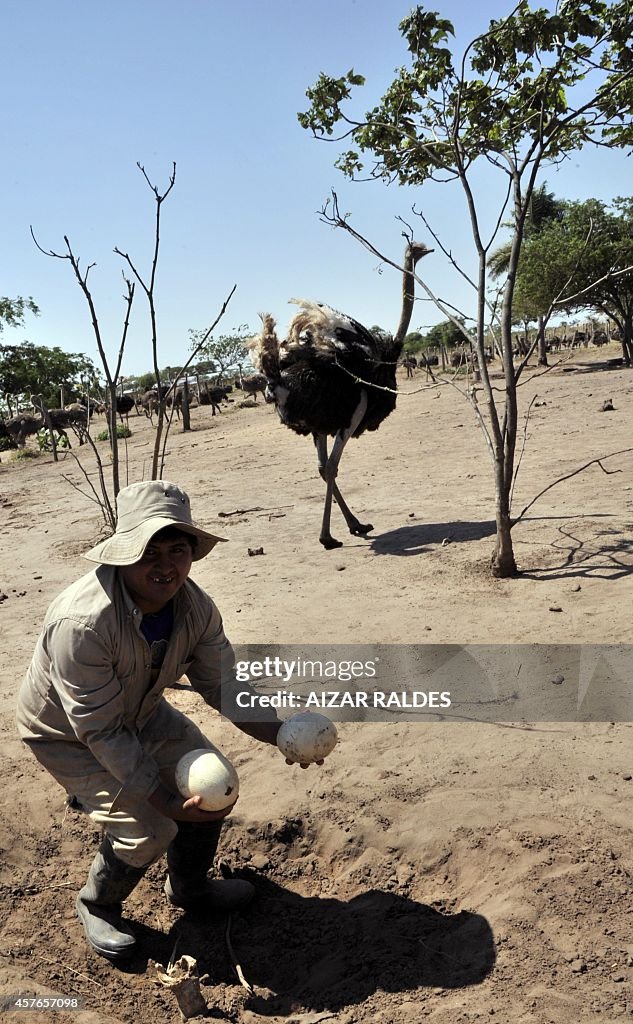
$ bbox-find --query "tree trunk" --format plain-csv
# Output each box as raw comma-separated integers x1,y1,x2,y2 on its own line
107,382,120,498
537,315,548,366
493,239,520,579
491,467,518,577
622,319,633,367
182,377,191,431
152,403,165,480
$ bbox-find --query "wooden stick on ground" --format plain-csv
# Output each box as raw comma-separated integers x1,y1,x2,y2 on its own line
218,860,254,994
225,915,254,995
35,954,104,989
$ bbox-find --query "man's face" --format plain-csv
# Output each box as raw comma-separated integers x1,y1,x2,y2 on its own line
120,533,194,614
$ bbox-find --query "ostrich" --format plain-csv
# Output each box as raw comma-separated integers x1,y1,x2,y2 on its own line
199,383,233,416
234,372,268,402
110,393,136,424
5,403,88,448
248,240,431,548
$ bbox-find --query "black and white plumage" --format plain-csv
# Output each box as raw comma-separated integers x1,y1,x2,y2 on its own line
248,241,430,548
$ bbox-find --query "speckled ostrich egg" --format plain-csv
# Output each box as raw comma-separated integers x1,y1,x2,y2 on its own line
175,749,239,811
277,711,338,764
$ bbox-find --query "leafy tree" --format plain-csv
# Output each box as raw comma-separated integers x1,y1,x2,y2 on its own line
422,319,469,368
403,330,425,353
299,1,633,577
189,328,251,378
555,198,633,364
426,319,466,349
161,364,184,381
488,184,564,279
0,295,39,332
500,197,633,365
489,184,565,364
0,341,100,413
124,372,156,393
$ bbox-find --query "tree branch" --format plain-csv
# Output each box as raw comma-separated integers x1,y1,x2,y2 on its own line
513,449,633,526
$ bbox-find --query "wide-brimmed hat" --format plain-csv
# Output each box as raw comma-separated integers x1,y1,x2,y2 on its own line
83,480,226,565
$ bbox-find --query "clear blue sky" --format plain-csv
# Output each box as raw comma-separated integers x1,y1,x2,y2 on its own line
2,0,630,377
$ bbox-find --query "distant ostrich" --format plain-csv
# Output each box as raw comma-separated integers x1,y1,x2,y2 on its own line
4,412,43,447
402,355,417,378
199,384,233,416
110,394,136,423
0,418,17,448
248,241,431,548
5,403,88,448
139,390,160,421
234,373,268,402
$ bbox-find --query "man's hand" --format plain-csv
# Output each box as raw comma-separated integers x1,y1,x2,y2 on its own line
148,782,236,822
235,720,325,767
179,793,237,822
235,719,282,747
284,757,325,770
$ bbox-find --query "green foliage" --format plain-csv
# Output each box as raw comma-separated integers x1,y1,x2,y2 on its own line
403,330,425,353
300,3,633,184
36,428,70,452
124,372,155,392
190,359,217,376
189,328,251,376
488,183,565,279
96,424,132,441
518,198,630,314
426,319,467,349
0,296,39,332
489,184,569,330
161,365,184,379
511,196,633,358
0,341,101,407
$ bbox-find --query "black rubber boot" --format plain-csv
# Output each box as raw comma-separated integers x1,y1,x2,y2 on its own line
76,837,148,962
164,820,254,912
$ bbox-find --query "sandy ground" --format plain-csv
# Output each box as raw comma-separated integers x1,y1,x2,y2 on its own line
0,350,632,1024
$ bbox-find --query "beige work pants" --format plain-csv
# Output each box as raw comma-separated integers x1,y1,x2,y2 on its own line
26,702,225,868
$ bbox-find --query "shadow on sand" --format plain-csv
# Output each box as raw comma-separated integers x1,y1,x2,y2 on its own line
370,519,497,556
132,873,495,1015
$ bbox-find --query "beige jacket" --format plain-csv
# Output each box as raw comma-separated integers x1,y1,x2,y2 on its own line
16,565,262,805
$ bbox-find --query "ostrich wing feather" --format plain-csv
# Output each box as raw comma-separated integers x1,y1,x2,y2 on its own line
285,299,374,359
246,313,279,379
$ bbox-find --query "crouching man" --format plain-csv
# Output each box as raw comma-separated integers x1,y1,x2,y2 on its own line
16,480,284,963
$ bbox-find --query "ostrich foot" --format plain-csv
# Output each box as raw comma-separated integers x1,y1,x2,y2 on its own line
320,534,343,550
349,522,373,536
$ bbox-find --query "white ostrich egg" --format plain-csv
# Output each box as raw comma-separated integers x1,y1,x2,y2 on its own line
175,749,239,811
277,711,338,764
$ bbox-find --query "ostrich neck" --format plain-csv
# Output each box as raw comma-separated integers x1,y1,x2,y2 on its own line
393,246,419,348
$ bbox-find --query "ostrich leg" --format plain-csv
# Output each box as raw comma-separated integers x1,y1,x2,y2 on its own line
315,435,374,546
314,392,372,549
316,436,340,549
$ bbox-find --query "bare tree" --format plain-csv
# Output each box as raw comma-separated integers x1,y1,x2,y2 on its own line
32,163,235,527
